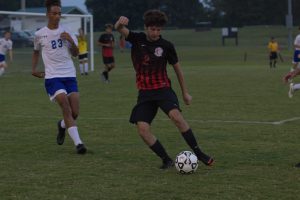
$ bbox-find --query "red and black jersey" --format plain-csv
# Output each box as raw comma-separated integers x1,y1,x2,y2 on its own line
126,31,178,90
98,33,114,57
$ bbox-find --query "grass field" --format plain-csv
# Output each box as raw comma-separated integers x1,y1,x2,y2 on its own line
0,26,299,200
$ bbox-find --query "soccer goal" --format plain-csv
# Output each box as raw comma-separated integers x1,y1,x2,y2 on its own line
0,10,95,71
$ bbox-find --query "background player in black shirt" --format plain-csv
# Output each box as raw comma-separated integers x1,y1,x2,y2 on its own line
115,10,214,169
98,24,115,83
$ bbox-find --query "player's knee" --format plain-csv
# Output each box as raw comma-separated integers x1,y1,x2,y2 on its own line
169,110,183,124
137,122,150,136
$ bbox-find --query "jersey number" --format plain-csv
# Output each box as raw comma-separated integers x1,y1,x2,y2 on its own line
51,39,63,49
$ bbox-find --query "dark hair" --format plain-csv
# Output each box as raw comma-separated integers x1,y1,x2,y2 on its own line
105,24,113,30
143,9,168,27
45,0,61,12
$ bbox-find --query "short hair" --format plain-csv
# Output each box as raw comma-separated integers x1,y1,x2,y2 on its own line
45,0,61,12
105,24,113,30
143,9,168,27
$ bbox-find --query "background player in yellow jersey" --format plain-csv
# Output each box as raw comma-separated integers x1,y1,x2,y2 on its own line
77,28,88,75
268,36,279,69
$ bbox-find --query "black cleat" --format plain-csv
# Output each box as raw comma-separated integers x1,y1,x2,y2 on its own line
57,120,66,145
295,162,300,168
160,159,174,170
76,144,87,154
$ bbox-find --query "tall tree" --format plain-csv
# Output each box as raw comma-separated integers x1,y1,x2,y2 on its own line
85,0,206,30
204,0,300,27
0,0,44,11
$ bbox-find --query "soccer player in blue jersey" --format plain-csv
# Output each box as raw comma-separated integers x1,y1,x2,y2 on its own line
31,0,87,154
115,10,214,169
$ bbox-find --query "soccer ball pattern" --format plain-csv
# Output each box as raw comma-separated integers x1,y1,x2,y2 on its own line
175,151,198,174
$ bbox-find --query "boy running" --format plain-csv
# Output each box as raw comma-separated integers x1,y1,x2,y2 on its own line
115,10,214,169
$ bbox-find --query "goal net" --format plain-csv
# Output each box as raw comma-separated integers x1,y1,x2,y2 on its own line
0,10,95,75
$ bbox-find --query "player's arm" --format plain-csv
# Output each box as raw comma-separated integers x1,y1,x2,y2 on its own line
172,62,192,105
32,50,44,78
61,32,79,57
114,16,130,38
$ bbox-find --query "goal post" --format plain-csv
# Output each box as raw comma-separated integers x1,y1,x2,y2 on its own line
0,10,94,71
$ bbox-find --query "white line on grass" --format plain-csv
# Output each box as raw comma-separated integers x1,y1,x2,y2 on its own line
3,114,300,125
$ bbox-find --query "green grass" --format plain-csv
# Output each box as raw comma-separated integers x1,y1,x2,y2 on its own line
0,26,299,200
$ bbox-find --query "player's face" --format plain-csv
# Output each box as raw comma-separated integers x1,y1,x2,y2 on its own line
4,32,11,40
145,26,161,42
47,6,61,27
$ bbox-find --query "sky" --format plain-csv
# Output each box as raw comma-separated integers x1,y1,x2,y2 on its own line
61,0,88,13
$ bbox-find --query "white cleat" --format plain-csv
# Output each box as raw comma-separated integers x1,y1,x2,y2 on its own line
288,83,294,98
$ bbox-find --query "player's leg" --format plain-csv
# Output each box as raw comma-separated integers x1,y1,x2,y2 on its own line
48,78,86,154
158,89,214,166
168,109,214,166
67,92,87,154
130,102,173,169
84,56,88,75
78,55,84,75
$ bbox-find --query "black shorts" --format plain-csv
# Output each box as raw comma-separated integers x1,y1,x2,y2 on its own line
103,56,114,64
129,87,181,124
78,53,88,61
270,52,278,60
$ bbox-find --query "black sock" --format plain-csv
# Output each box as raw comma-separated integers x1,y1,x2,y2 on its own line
181,129,209,160
102,71,108,80
149,140,172,162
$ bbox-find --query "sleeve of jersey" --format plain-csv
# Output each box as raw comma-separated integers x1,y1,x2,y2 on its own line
126,31,139,44
167,43,179,65
33,33,41,51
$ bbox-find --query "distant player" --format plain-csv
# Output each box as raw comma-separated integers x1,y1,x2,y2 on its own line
115,10,214,169
268,37,279,68
283,27,300,98
31,0,87,154
0,31,13,76
77,28,89,75
98,24,115,83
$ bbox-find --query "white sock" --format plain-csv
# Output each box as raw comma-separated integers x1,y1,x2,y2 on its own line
68,126,83,146
84,63,88,73
60,120,66,129
293,83,300,91
79,64,84,74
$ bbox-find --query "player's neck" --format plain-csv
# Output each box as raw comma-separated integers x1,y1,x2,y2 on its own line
47,23,59,30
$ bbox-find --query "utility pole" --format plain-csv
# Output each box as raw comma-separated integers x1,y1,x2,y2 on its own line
287,0,293,50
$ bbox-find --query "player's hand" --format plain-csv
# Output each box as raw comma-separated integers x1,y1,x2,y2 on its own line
183,93,192,105
115,16,129,29
32,71,45,78
60,31,72,42
283,72,293,83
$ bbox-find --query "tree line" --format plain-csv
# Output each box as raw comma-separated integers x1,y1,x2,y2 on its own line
1,0,300,30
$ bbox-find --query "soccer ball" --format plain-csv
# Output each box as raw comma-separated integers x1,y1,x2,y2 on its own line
175,151,198,174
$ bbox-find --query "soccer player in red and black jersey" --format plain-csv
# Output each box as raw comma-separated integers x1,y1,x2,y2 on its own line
98,24,115,83
115,10,214,169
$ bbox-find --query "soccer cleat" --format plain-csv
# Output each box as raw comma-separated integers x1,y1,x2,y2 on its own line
288,83,294,98
160,159,174,170
295,162,300,168
56,120,66,145
76,144,87,154
197,153,214,166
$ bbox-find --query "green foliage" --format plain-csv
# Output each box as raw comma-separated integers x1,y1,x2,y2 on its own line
85,0,206,30
0,0,44,11
205,0,300,27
